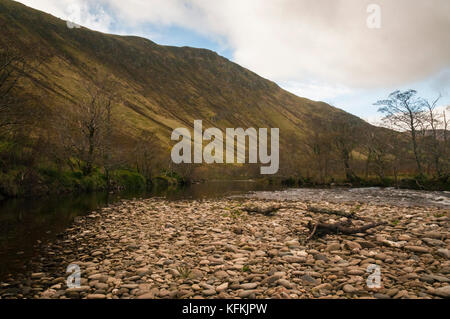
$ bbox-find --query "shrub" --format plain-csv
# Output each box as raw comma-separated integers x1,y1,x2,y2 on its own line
111,170,146,191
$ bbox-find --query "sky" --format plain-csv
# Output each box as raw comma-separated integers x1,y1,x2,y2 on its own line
14,0,450,124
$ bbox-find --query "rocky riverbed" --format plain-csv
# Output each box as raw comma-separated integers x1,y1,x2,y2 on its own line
0,197,449,299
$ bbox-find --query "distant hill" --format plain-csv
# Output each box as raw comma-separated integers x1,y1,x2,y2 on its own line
0,0,374,177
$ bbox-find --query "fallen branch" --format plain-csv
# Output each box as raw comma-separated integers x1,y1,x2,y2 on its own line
306,220,385,239
305,223,318,241
307,205,365,220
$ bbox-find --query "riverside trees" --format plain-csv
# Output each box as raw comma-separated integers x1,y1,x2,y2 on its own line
374,90,449,179
59,78,116,176
374,90,426,175
298,90,448,187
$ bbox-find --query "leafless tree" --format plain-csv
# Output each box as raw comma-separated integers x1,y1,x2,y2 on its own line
375,90,426,175
304,118,333,183
421,94,445,176
59,77,116,176
133,130,160,180
329,113,361,181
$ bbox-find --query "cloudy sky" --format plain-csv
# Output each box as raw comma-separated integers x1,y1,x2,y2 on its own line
15,0,450,123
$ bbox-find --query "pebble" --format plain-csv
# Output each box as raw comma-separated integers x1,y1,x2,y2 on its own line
87,294,106,299
404,246,430,253
0,198,447,300
343,284,357,293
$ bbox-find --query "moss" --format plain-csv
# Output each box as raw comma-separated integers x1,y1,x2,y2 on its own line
111,170,146,191
79,174,107,192
152,172,180,187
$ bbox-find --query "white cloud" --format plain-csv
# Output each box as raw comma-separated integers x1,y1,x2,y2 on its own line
16,0,450,94
17,0,114,33
280,81,352,102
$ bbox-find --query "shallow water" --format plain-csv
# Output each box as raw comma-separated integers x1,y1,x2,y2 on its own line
244,187,450,208
0,181,283,279
0,183,449,280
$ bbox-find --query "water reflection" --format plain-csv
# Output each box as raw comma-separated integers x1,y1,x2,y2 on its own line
0,180,283,279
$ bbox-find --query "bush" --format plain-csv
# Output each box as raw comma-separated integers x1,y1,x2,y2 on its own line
79,173,106,192
281,177,297,186
111,170,147,191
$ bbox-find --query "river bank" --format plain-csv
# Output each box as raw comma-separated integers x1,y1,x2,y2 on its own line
0,195,448,299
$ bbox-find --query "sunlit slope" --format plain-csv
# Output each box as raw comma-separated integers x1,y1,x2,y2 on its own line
0,0,369,154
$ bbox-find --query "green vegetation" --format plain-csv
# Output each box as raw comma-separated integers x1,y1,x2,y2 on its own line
0,163,149,198
0,0,448,199
176,265,192,279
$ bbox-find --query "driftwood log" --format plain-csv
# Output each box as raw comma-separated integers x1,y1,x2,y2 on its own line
306,220,386,240
307,205,364,220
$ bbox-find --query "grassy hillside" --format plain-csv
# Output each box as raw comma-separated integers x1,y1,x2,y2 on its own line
0,0,368,144
5,0,417,198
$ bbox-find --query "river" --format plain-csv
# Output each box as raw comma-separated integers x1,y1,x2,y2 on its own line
0,181,449,280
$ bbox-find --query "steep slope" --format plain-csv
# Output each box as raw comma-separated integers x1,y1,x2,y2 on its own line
0,0,370,174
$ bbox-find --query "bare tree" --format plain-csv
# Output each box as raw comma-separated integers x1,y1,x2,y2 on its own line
59,78,116,176
329,113,361,181
363,131,389,180
304,118,333,183
133,130,160,180
421,94,445,176
441,106,449,175
375,90,426,175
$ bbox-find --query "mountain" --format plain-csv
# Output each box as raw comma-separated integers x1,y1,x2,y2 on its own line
0,0,372,178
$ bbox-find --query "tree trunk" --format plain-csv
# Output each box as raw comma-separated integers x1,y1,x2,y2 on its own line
85,128,95,176
410,125,422,175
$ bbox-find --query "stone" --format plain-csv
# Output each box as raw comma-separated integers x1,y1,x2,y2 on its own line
374,253,387,261
313,283,332,291
326,243,341,251
94,283,108,290
87,294,106,299
202,289,216,296
404,246,429,254
343,284,357,293
238,290,257,298
191,269,204,279
430,286,450,298
121,284,138,289
137,292,156,299
277,279,294,289
2,197,447,301
420,274,449,283
214,271,228,279
240,283,258,290
282,256,306,263
262,274,282,284
423,231,445,240
88,274,107,282
66,286,90,293
314,254,329,262
216,283,228,292
136,267,150,276
345,241,362,250
374,293,390,299
437,248,450,259
31,273,45,279
301,274,318,285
